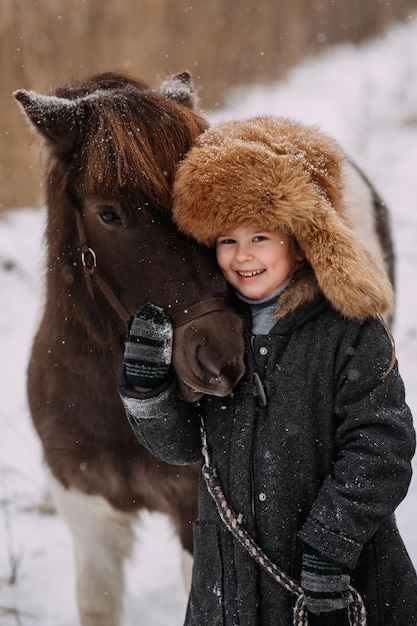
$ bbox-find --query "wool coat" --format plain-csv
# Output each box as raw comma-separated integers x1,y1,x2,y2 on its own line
119,293,417,625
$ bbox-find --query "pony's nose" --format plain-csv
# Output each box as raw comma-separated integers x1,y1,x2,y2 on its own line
196,346,245,388
219,360,245,388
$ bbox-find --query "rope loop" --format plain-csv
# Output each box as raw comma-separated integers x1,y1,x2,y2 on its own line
201,459,367,626
293,593,309,626
293,589,367,626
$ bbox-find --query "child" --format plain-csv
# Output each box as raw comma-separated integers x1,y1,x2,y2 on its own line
118,117,417,625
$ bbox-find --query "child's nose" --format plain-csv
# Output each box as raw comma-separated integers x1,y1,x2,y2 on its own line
235,245,253,262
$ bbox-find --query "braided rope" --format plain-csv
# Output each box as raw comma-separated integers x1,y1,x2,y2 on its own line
202,463,367,626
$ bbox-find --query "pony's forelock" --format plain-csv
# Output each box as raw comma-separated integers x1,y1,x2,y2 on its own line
77,88,207,213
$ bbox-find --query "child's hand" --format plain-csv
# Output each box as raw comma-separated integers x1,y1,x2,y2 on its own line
124,302,173,390
301,545,350,625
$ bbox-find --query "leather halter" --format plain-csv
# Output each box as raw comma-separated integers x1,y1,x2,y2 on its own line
75,210,132,325
171,296,230,328
75,210,229,328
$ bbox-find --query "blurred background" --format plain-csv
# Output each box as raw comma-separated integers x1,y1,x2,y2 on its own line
1,0,417,210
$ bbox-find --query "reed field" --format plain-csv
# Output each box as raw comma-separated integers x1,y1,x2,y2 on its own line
1,0,416,209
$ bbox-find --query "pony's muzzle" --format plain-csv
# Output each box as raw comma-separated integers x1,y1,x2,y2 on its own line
172,309,245,401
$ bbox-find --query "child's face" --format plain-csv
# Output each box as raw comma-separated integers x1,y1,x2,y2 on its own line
216,226,302,300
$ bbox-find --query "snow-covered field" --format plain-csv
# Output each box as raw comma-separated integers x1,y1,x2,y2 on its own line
1,16,417,625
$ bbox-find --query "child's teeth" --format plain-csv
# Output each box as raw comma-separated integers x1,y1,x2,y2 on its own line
239,270,263,277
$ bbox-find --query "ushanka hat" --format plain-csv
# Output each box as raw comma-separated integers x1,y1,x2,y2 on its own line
172,116,394,322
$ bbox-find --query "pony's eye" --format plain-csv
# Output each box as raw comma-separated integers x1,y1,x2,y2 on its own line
98,207,122,225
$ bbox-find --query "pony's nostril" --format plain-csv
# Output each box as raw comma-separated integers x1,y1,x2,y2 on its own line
195,345,245,388
221,361,245,386
195,345,222,381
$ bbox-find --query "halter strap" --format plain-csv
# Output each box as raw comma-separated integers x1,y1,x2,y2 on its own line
171,296,229,328
75,210,132,326
75,211,229,329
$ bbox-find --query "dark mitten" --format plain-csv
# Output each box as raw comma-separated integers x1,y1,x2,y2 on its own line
301,545,350,622
124,302,173,389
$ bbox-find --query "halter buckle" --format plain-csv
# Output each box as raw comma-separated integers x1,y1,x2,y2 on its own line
81,247,97,269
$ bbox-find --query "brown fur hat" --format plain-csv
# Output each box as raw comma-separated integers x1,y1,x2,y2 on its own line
172,116,394,321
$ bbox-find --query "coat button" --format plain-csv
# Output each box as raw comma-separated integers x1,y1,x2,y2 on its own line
259,346,268,355
258,492,267,501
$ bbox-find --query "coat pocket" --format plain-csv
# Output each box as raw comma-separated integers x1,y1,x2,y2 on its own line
185,521,225,625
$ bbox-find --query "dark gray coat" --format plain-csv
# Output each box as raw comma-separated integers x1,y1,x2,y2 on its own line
119,295,417,625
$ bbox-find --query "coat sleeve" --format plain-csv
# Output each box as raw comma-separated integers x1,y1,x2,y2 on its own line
299,317,416,569
117,366,203,465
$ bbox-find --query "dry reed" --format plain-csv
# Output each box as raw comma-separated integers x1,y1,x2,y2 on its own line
1,0,416,209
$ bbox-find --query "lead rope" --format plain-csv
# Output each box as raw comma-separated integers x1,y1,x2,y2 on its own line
200,419,367,626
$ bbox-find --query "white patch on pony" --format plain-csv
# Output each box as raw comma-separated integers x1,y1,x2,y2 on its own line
341,160,385,265
181,548,193,593
341,160,395,324
49,473,136,626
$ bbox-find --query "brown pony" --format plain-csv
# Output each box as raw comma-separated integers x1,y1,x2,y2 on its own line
14,72,246,626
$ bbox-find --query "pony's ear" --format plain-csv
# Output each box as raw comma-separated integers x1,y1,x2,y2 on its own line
14,89,82,154
157,71,197,109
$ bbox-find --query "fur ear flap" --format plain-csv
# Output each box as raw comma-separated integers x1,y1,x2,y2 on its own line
157,71,197,109
291,198,394,320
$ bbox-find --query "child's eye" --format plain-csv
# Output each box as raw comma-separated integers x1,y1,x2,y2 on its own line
253,235,268,242
217,238,236,245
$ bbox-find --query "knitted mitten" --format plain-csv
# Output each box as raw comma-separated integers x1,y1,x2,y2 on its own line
301,545,350,625
124,302,173,389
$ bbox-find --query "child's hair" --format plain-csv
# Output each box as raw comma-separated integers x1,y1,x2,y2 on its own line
172,116,393,322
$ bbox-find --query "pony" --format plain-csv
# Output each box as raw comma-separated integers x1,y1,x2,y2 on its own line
14,71,246,626
14,70,395,626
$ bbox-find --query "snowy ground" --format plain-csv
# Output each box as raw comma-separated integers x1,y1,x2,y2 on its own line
1,16,417,625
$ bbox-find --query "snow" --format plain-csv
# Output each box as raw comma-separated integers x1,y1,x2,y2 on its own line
1,16,417,625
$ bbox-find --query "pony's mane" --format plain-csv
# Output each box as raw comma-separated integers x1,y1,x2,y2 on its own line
61,73,207,214
55,72,150,98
